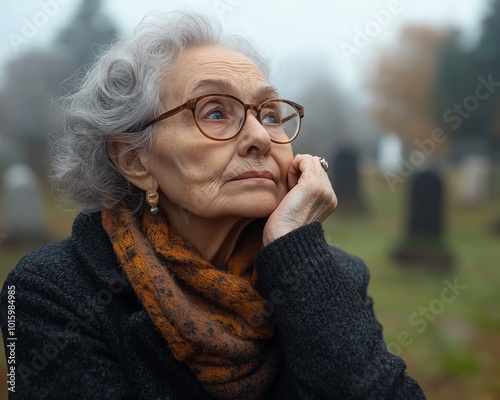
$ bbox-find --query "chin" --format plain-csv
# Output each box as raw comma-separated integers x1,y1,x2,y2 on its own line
230,196,281,218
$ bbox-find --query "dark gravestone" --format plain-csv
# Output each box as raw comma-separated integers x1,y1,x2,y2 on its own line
409,171,442,235
392,169,454,269
487,163,500,236
331,147,367,214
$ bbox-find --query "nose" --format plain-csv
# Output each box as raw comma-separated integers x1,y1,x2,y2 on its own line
236,111,272,157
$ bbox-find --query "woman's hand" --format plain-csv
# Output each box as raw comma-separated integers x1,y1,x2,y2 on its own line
263,154,337,246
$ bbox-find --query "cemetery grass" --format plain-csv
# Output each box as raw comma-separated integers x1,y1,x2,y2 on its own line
324,170,500,400
0,170,499,399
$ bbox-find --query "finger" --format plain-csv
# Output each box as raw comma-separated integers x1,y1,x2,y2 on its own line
312,155,330,174
288,154,326,185
286,154,308,189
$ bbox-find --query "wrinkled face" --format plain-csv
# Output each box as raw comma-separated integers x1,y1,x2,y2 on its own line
139,46,293,222
142,45,294,220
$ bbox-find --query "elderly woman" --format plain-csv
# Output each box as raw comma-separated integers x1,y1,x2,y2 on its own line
0,11,425,400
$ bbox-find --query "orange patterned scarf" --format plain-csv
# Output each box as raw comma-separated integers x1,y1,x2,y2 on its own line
101,208,278,399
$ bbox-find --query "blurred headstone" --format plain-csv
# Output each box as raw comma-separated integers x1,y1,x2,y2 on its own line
490,217,500,236
377,133,403,173
392,169,454,269
2,164,50,247
489,165,500,236
332,147,367,214
456,155,490,208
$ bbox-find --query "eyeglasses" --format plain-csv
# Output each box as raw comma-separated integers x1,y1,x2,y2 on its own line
140,93,304,144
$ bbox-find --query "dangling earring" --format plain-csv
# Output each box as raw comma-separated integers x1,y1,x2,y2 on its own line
145,189,159,214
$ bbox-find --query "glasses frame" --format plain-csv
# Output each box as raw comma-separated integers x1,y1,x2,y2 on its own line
140,92,304,144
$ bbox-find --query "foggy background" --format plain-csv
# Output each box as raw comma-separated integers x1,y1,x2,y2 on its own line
0,1,499,399
0,0,498,179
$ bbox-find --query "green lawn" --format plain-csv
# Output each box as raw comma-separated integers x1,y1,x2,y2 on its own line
0,167,499,399
324,170,500,400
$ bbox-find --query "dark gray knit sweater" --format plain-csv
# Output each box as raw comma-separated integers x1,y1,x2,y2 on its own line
0,212,425,399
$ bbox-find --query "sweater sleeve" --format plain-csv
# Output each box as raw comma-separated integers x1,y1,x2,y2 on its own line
255,223,426,400
0,254,134,400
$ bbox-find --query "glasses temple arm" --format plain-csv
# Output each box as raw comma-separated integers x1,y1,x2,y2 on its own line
281,113,298,124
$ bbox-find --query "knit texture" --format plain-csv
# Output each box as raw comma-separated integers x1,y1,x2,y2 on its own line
0,212,426,399
101,208,277,399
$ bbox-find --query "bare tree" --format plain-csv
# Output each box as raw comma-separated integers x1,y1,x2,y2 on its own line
0,0,120,180
0,51,74,176
368,26,448,153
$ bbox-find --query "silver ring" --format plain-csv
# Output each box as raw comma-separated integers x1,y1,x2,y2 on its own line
319,157,329,172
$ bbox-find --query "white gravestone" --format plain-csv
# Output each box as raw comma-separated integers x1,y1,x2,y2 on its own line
456,155,490,208
377,133,403,173
2,164,48,245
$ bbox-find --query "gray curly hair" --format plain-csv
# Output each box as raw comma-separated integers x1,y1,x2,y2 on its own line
52,10,269,213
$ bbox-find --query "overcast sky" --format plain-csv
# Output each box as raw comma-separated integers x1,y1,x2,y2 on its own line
0,0,491,96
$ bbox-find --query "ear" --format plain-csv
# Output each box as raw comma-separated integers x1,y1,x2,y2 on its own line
107,141,156,191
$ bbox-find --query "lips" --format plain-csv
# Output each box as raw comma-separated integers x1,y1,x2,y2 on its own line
232,171,275,181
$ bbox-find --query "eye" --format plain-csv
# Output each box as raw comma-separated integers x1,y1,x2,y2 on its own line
196,97,235,121
205,109,225,120
261,104,281,125
262,114,279,124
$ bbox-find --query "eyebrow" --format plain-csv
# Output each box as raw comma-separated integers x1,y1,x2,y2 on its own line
190,79,280,101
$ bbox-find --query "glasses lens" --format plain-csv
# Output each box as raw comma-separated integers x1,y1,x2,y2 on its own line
261,100,300,143
194,95,244,140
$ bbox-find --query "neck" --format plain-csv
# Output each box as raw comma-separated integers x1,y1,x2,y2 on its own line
161,204,256,267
